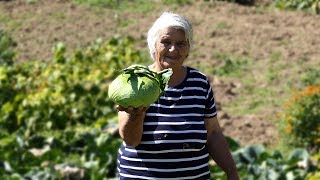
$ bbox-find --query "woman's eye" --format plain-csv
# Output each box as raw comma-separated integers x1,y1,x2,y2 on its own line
161,41,170,46
178,42,185,46
177,42,187,47
160,40,187,48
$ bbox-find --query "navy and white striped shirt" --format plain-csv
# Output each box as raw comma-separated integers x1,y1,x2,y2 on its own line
117,67,217,180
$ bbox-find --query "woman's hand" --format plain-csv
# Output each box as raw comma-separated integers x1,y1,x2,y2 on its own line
117,105,149,146
117,105,148,119
205,116,239,180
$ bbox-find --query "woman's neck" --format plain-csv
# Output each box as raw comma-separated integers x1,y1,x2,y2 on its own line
168,66,187,87
148,63,187,87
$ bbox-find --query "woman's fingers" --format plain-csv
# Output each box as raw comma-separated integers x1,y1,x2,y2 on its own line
141,106,149,112
117,105,149,114
137,106,145,112
116,105,125,111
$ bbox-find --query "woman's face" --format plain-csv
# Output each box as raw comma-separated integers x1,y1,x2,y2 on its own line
154,27,190,71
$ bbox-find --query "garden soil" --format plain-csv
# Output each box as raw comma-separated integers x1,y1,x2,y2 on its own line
1,0,319,147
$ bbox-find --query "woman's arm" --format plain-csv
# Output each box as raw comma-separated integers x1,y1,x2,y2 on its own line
117,106,148,147
205,116,239,180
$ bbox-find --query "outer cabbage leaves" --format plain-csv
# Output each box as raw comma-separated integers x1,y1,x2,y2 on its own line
108,65,172,108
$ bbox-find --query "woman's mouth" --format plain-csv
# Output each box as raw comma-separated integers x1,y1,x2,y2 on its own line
165,56,178,61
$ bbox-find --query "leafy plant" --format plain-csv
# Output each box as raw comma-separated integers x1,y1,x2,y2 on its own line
301,67,320,86
279,85,320,153
0,36,146,178
210,144,314,179
273,0,320,14
307,152,320,179
0,30,16,66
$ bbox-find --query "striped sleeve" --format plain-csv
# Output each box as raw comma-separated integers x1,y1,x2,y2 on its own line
204,77,217,118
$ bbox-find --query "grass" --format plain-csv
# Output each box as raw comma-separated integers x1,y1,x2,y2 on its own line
302,67,320,86
215,21,231,30
0,14,10,24
211,53,252,77
72,0,121,8
1,17,23,33
72,0,192,13
187,52,288,117
202,50,319,119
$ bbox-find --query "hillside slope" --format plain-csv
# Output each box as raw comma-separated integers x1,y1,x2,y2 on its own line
1,0,319,146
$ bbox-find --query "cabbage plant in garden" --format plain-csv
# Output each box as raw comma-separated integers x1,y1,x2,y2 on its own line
209,142,318,179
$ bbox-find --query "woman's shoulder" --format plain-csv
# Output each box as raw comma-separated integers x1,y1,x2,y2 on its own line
186,66,209,80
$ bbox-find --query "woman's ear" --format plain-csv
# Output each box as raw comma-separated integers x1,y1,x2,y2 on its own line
152,52,156,61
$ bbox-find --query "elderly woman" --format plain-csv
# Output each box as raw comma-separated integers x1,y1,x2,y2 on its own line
117,12,239,180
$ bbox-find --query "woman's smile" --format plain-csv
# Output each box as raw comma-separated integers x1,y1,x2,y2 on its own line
165,55,180,61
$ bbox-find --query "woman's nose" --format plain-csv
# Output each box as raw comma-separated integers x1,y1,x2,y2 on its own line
168,44,176,52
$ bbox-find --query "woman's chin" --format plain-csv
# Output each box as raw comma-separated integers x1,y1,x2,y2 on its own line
163,63,176,69
163,60,178,66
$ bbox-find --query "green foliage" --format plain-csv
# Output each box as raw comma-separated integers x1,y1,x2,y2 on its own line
0,36,145,178
307,153,320,179
273,0,320,14
210,144,315,179
1,36,142,133
25,0,39,4
212,53,250,77
301,67,320,86
0,126,122,179
279,86,320,153
72,0,191,11
225,136,241,151
308,172,320,180
0,30,16,66
73,0,120,8
163,0,192,5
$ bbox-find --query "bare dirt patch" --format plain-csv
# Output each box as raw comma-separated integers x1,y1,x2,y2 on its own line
1,0,319,147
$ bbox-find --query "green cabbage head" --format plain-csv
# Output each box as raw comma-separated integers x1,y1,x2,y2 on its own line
108,64,173,108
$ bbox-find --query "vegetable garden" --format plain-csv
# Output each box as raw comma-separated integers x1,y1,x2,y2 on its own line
1,0,320,179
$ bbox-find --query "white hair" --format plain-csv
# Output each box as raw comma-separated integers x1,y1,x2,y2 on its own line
147,11,193,60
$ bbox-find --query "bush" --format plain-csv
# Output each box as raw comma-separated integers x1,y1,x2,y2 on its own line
279,85,320,153
0,36,146,178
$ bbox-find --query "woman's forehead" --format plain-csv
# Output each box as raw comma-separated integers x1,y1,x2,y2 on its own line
158,27,186,39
